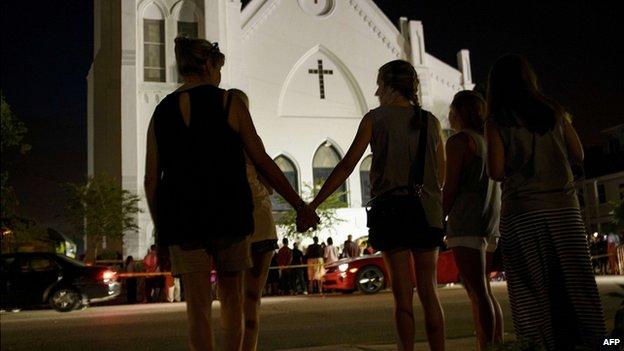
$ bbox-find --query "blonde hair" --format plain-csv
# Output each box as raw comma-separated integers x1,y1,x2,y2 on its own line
174,36,225,77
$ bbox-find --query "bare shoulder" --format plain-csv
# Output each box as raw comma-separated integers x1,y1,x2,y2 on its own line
362,111,374,123
363,109,379,123
446,131,469,146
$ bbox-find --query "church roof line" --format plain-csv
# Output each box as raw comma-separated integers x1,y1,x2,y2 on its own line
346,0,404,57
241,0,279,37
241,0,404,57
425,53,463,90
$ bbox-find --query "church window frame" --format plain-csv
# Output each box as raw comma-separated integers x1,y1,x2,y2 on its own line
270,155,300,212
140,1,167,83
172,0,204,83
359,154,372,206
312,141,348,206
177,21,198,38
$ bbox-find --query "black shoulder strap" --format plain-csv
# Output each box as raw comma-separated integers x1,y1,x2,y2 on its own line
409,108,429,187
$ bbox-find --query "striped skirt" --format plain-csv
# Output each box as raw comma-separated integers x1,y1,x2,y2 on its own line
500,207,606,350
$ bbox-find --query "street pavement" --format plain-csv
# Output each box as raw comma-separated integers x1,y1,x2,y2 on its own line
1,277,622,351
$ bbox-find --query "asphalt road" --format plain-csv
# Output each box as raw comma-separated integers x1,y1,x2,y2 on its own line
1,277,622,351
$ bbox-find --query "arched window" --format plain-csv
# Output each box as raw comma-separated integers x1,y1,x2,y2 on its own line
143,3,165,82
313,142,347,205
360,155,372,205
271,155,299,211
177,2,199,38
175,1,199,82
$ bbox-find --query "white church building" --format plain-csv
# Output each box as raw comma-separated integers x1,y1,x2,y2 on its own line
88,0,474,257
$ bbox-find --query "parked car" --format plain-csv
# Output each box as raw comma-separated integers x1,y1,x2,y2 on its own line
323,250,461,294
1,252,121,312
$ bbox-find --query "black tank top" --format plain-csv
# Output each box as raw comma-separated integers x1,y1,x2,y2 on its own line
152,84,254,248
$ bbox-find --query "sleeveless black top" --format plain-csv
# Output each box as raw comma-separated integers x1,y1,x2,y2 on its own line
152,84,254,248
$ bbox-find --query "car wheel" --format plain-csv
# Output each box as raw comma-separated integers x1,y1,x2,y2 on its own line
49,288,80,312
356,266,385,294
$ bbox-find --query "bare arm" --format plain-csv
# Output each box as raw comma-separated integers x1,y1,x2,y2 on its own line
562,115,584,164
309,114,373,210
228,93,304,209
144,118,160,223
442,133,467,216
484,120,505,181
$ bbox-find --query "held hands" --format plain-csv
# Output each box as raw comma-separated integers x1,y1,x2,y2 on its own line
295,202,320,233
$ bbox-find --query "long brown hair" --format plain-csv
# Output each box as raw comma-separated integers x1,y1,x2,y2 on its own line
378,60,420,107
451,90,486,134
486,54,558,134
378,60,422,128
174,36,225,77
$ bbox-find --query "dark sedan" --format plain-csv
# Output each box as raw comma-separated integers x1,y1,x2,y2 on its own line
1,252,120,312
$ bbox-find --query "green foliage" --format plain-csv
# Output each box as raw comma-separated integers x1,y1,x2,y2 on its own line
275,182,347,239
65,174,142,259
0,92,30,228
609,198,624,231
0,92,30,155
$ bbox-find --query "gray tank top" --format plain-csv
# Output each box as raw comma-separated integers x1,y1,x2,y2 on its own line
447,130,501,238
369,106,443,229
496,112,578,217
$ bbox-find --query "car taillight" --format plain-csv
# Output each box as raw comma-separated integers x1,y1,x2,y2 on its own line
102,270,117,283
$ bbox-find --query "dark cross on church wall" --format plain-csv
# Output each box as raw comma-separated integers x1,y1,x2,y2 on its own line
308,59,333,99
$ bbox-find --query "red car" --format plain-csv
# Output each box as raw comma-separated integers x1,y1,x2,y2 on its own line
323,250,461,294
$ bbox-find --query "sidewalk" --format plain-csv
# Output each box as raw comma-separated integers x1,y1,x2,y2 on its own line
277,336,477,350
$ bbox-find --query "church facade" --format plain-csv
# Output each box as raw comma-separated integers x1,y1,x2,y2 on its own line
88,0,474,257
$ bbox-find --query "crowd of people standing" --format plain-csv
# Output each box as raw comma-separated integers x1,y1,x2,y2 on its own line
266,234,364,296
140,34,608,351
119,234,366,303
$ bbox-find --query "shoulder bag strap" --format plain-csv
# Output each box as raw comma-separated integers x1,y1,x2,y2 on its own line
366,108,429,206
409,108,429,191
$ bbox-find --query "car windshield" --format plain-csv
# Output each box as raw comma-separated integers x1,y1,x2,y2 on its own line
55,254,86,267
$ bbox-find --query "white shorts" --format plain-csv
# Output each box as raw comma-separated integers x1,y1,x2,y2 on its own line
446,236,499,253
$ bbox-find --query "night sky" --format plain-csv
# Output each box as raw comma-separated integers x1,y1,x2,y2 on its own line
1,0,622,233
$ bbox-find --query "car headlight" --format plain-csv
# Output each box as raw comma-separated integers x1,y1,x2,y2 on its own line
102,270,117,284
338,263,349,272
